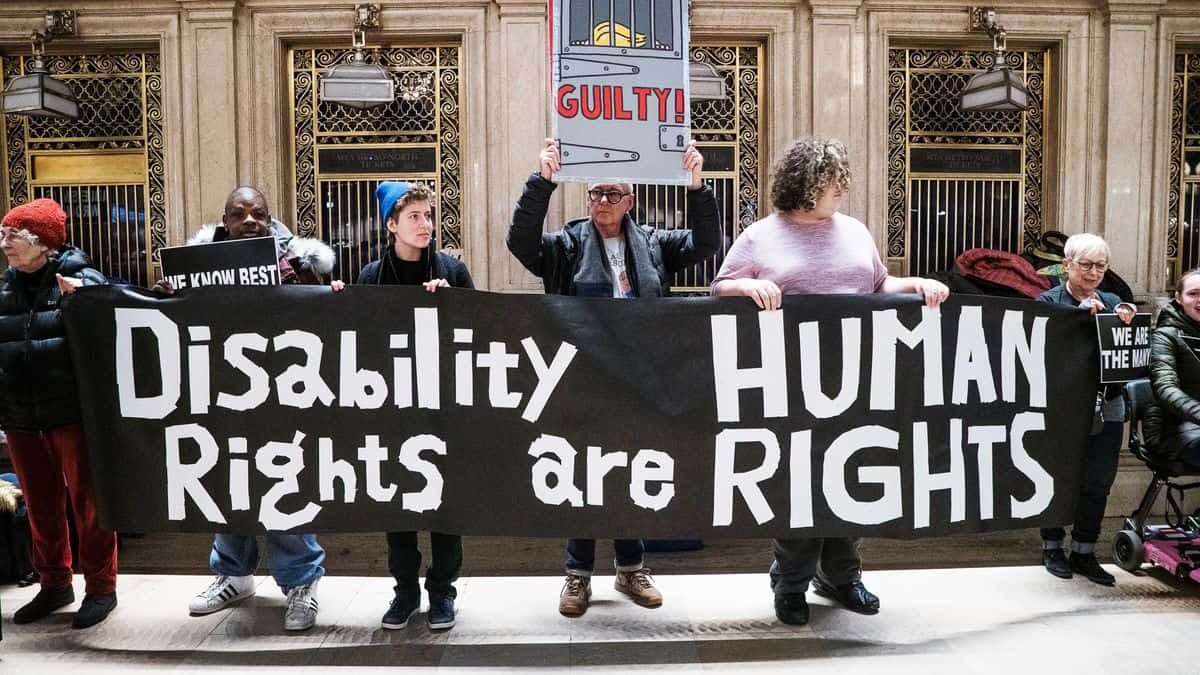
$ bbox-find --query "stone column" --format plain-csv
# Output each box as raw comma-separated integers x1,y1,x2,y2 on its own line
179,0,240,229
489,0,557,291
810,0,868,221
1100,0,1166,295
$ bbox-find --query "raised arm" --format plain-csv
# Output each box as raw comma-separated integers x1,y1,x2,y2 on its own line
506,139,562,278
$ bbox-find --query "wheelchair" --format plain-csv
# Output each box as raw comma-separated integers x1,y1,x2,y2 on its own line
1112,378,1200,580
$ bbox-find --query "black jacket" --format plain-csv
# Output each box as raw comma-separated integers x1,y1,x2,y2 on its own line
0,247,107,431
357,247,474,289
506,173,721,296
1148,301,1200,452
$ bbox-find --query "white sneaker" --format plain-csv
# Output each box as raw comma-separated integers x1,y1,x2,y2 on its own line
189,575,255,615
284,581,319,631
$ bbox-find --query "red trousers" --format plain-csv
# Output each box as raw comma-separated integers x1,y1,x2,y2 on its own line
6,425,117,594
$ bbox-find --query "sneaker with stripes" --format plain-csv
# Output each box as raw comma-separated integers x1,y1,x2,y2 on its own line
284,581,319,631
188,575,255,615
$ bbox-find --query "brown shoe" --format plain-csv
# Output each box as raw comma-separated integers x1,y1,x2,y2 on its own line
558,574,591,617
615,568,662,608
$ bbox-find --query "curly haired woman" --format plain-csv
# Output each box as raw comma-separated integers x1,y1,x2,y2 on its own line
711,136,949,626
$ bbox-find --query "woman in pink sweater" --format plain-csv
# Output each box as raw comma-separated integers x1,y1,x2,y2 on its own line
712,136,949,626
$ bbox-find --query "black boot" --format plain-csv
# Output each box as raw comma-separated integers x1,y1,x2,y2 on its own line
1070,553,1116,586
1042,548,1072,579
72,593,118,629
812,578,880,615
13,586,75,624
774,593,810,625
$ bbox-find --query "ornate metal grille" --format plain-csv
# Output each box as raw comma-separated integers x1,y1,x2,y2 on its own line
577,43,764,293
1168,50,1200,289
887,47,1047,276
1,51,164,286
290,44,461,283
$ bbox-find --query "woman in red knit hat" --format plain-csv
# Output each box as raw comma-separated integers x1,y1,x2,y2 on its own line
0,198,117,629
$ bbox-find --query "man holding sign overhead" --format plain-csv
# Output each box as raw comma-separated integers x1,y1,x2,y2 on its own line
507,136,718,615
1036,233,1135,586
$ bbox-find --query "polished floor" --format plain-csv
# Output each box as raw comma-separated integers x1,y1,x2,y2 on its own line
2,564,1199,673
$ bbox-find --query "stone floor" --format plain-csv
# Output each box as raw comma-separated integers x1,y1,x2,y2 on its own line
3,564,1200,673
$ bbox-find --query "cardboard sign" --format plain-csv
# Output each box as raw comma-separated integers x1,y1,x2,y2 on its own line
550,0,691,184
1095,312,1152,383
159,237,280,289
63,287,1099,538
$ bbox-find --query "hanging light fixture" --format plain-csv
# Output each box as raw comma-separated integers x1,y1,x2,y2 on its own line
960,7,1029,112
689,62,726,101
1,10,80,120
684,0,726,101
319,3,395,110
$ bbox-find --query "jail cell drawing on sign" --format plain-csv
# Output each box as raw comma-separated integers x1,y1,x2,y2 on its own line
552,0,691,184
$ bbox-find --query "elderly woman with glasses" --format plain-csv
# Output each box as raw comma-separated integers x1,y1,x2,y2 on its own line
0,199,116,629
1036,232,1135,586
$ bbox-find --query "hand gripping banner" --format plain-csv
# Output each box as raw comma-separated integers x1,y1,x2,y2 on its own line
63,286,1098,538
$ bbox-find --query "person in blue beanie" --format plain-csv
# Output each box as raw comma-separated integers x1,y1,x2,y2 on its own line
334,181,471,630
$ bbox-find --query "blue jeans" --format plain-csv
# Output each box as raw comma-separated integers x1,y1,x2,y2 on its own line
1040,420,1123,551
565,539,644,576
209,534,325,591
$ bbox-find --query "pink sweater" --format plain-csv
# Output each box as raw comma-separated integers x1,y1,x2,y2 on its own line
712,211,888,295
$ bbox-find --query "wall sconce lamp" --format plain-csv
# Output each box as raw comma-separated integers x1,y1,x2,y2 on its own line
319,3,395,110
960,7,1029,112
1,10,80,120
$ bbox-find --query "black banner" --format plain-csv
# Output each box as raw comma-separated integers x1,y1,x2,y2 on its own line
159,238,280,289
1095,313,1152,383
62,286,1097,538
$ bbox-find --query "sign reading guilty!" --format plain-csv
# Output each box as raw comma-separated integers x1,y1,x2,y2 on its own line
62,287,1100,539
160,237,280,289
550,0,691,184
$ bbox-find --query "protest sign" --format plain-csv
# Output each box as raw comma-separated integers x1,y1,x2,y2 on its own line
63,287,1096,538
550,0,691,184
1095,312,1152,383
160,237,280,289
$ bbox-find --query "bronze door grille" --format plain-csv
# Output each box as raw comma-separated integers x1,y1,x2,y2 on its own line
575,43,764,294
1168,49,1200,289
1,51,164,287
290,45,461,283
887,47,1048,277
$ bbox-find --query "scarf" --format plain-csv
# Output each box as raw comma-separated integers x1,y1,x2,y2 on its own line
572,217,662,298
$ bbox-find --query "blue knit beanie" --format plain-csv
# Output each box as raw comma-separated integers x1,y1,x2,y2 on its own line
375,181,412,224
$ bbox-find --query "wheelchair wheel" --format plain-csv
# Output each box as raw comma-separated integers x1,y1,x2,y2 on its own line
1113,530,1144,572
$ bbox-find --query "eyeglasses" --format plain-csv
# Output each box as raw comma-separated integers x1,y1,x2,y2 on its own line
1072,259,1109,273
0,227,36,244
587,189,631,205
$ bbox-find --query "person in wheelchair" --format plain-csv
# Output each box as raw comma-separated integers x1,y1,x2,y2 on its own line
1149,267,1200,469
1037,233,1136,585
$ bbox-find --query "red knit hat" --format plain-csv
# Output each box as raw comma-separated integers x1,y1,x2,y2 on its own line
1,198,67,250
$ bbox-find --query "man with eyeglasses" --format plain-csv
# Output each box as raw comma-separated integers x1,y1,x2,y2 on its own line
507,137,720,616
